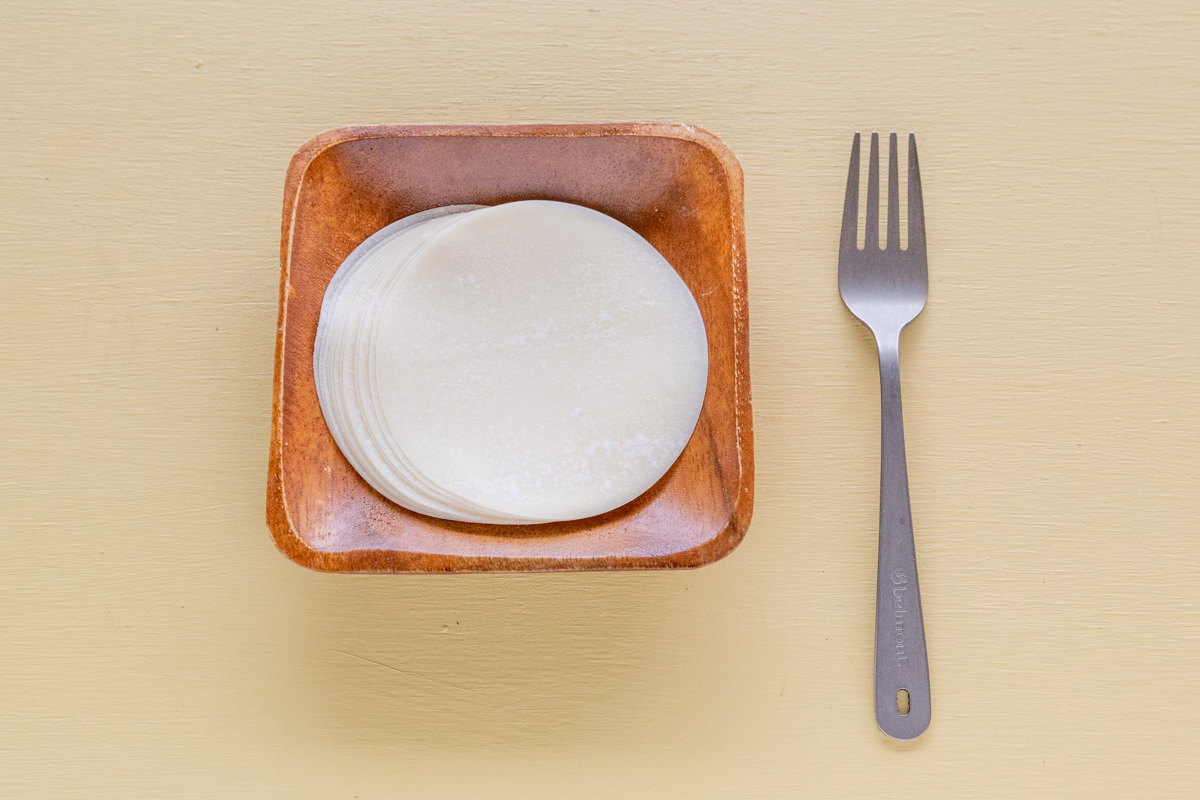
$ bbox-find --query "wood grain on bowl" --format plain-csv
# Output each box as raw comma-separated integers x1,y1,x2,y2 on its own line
267,122,752,572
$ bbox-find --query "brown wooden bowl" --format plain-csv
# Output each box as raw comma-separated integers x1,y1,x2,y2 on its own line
268,123,753,572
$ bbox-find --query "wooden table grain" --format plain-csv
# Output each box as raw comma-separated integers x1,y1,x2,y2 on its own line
2,1,1197,797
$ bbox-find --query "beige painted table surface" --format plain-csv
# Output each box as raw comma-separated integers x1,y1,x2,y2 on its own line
3,1,1198,797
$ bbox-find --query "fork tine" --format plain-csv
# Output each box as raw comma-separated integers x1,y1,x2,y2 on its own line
907,133,926,254
865,132,880,250
887,132,900,251
840,132,860,252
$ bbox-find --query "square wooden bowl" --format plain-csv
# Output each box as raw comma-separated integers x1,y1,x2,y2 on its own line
268,123,753,572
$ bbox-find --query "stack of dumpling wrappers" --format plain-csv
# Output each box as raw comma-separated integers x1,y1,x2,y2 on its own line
314,200,709,524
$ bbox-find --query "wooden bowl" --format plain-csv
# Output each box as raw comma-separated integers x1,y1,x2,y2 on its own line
268,123,753,572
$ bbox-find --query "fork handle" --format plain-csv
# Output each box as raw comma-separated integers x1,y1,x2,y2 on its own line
874,333,931,739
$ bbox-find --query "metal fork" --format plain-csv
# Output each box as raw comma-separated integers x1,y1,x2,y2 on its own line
838,131,931,740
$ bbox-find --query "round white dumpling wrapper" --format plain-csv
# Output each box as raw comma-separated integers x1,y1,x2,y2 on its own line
373,200,709,521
